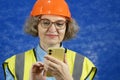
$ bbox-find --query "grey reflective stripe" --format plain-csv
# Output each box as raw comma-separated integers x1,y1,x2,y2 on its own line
15,53,25,80
72,53,84,80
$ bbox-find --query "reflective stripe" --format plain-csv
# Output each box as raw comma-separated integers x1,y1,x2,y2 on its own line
15,53,25,80
73,53,84,80
7,49,96,80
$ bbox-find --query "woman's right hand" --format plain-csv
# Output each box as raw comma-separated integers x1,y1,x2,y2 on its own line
30,62,46,80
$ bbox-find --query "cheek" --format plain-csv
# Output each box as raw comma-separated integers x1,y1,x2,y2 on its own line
63,27,66,36
60,29,66,39
38,26,44,37
38,27,41,36
62,31,66,36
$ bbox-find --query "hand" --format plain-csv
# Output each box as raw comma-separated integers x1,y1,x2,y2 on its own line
30,62,46,80
44,55,73,80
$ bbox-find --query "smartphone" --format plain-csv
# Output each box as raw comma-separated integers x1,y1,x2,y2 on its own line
47,47,65,61
46,47,65,76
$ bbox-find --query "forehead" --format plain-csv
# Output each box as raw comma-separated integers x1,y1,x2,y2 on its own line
41,15,66,21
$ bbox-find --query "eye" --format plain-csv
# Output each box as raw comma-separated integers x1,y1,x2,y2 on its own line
56,21,65,27
41,19,50,26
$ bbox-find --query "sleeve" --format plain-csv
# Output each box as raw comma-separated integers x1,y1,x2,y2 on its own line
5,67,14,80
85,67,97,80
2,55,16,80
81,57,97,80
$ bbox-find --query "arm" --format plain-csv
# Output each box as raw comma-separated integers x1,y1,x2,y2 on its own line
83,57,97,80
5,67,14,80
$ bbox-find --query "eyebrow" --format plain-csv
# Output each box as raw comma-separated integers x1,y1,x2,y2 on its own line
40,18,66,21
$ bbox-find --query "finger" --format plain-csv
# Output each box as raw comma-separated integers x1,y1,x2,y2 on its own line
47,65,59,76
32,62,44,67
43,70,47,80
44,59,58,68
32,62,44,73
64,54,68,64
44,59,57,73
47,60,59,72
44,55,62,64
39,66,44,70
43,69,47,76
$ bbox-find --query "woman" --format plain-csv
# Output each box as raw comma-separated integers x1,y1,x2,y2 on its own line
3,0,97,80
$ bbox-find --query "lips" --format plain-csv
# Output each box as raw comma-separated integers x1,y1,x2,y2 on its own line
46,34,58,38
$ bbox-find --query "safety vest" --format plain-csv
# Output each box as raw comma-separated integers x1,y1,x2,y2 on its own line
3,49,97,80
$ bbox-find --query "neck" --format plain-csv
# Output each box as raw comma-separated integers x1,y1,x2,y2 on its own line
40,42,61,52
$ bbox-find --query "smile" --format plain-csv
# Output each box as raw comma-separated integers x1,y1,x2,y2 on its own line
46,34,58,38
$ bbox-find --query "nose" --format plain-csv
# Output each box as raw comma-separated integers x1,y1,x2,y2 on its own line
48,24,57,32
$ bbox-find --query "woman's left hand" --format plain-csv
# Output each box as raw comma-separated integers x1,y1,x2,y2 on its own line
44,55,73,80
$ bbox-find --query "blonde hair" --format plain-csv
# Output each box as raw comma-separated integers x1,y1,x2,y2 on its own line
24,16,79,41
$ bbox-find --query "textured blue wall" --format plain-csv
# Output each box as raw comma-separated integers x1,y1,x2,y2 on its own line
0,0,120,80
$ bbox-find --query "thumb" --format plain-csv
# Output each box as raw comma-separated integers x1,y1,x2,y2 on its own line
42,70,46,80
43,69,47,76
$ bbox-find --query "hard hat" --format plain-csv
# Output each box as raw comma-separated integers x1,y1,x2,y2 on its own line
31,0,71,18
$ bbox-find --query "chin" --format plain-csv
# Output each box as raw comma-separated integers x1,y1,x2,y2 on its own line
47,40,60,45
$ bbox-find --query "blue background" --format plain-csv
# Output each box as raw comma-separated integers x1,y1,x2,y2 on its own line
0,0,120,80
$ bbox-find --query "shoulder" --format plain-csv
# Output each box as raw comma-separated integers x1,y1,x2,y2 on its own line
66,49,85,59
4,49,34,63
66,48,96,69
3,49,34,72
67,49,97,79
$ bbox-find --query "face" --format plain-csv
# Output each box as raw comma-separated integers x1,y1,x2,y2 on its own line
38,15,66,46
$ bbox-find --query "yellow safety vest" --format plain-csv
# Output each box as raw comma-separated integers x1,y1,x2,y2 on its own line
3,49,97,80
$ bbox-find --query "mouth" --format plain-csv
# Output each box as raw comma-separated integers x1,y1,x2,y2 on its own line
46,34,58,38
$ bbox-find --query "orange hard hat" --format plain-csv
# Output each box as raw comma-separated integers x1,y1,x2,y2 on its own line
31,0,71,18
